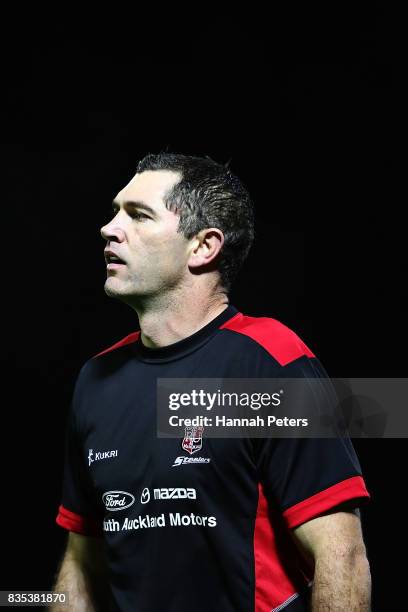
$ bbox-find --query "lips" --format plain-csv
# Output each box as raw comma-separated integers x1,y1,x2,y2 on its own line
104,250,126,265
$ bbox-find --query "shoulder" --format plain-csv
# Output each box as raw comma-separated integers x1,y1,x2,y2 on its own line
220,312,315,367
72,331,141,391
91,331,141,360
69,331,141,422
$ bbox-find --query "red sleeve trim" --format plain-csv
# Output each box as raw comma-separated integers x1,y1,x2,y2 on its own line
92,331,140,359
220,313,315,366
56,504,103,537
282,475,371,529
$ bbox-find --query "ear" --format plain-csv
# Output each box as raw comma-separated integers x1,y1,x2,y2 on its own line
188,228,225,269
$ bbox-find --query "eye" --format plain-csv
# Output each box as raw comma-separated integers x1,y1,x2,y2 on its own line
130,211,150,220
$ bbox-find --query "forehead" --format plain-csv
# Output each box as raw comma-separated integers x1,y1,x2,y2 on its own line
115,170,181,209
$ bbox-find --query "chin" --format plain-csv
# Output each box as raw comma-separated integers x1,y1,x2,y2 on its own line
104,280,126,297
104,280,140,301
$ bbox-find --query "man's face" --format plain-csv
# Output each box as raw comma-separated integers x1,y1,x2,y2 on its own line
100,170,190,304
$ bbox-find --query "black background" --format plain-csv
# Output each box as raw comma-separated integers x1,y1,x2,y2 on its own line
2,5,404,611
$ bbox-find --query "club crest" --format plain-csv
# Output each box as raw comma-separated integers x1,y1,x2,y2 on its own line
181,425,204,455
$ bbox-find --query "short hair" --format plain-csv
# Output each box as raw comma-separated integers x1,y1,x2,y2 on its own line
136,152,254,292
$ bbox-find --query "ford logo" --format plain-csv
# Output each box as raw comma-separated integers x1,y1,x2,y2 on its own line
102,490,135,511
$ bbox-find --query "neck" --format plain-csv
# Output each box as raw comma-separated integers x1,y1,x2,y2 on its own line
133,289,229,349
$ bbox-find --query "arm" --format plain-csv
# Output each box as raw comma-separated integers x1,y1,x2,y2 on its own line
51,532,109,612
292,506,371,611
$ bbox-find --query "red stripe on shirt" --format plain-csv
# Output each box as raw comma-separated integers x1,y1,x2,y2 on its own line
220,313,315,366
92,331,140,359
254,484,313,611
56,504,103,537
282,475,371,529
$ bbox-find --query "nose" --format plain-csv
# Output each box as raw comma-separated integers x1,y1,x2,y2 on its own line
100,219,126,242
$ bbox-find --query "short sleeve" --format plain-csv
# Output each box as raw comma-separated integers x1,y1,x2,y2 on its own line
55,397,103,537
254,355,371,529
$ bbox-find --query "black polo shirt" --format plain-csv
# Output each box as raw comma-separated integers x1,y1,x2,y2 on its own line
56,304,370,612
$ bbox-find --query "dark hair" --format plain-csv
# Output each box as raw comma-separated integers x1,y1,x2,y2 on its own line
136,152,254,291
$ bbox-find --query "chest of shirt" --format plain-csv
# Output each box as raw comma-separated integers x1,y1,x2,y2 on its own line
81,395,258,523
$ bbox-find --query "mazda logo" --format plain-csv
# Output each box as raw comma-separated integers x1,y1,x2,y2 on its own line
141,487,150,504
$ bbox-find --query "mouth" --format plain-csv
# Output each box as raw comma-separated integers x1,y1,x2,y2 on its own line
105,252,126,269
107,261,126,270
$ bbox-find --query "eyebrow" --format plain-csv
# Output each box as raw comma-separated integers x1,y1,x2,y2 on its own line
112,199,157,217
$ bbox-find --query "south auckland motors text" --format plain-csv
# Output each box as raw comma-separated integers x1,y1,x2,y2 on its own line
104,513,217,531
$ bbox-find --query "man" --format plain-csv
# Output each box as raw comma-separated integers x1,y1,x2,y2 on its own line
53,153,371,611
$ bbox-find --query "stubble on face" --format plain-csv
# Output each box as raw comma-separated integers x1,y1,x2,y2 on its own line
103,170,189,306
